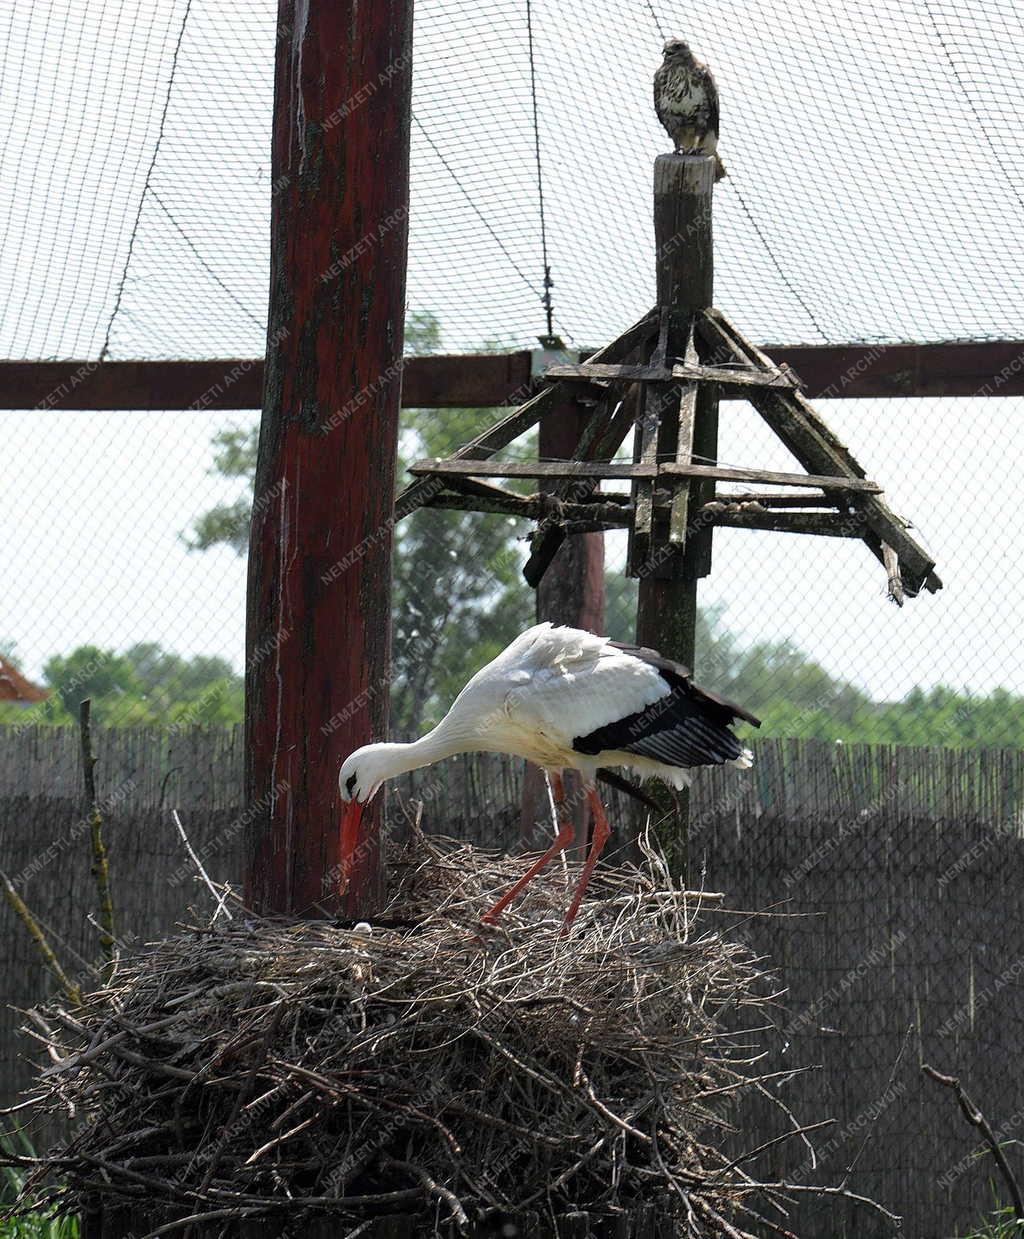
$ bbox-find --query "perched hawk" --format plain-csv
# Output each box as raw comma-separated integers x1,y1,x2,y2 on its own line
653,39,726,181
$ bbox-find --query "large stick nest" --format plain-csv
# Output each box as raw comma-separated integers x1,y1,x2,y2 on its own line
7,833,894,1237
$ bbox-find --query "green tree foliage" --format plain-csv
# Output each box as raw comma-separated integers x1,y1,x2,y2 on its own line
0,644,245,728
604,574,1024,748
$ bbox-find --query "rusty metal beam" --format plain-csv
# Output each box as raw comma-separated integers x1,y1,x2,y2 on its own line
1,340,1022,411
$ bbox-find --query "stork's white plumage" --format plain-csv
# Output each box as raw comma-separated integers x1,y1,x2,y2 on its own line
338,623,759,932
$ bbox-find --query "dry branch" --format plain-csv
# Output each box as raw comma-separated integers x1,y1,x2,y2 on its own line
922,1063,1024,1222
0,871,82,1005
79,699,116,976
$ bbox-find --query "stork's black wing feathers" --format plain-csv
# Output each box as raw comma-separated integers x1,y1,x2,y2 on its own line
608,641,760,725
571,642,760,769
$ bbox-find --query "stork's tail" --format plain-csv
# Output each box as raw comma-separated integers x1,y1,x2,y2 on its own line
730,747,754,770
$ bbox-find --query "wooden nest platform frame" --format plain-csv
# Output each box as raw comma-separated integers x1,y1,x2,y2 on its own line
400,156,941,610
4,835,898,1238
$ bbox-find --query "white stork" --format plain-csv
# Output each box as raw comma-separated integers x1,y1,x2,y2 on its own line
338,623,759,932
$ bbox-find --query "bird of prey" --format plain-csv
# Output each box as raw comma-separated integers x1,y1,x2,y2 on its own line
654,38,726,181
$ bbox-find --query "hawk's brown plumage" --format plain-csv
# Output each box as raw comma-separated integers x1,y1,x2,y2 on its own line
653,39,726,182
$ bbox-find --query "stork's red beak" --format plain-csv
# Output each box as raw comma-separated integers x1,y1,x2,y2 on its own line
339,798,366,894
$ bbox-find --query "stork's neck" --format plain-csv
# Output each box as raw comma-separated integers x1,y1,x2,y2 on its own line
361,716,476,782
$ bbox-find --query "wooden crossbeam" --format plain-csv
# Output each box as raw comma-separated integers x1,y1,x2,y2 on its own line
711,491,847,508
6,342,1024,412
421,488,875,539
409,457,884,492
395,309,658,520
700,504,867,537
700,309,942,595
543,360,795,389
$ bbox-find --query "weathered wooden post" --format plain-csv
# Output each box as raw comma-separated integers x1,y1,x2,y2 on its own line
245,0,413,919
521,396,605,850
635,154,717,869
535,400,606,637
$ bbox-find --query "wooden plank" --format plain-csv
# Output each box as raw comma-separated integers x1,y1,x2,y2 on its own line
768,339,1024,399
700,505,869,536
669,383,698,542
702,309,942,595
544,360,794,388
8,340,1024,410
395,309,658,519
0,354,534,412
709,490,845,508
546,361,672,382
421,491,870,538
425,490,632,525
631,386,661,564
410,457,884,491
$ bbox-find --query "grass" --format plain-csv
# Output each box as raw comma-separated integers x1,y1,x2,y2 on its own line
0,1130,78,1239
958,1203,1023,1238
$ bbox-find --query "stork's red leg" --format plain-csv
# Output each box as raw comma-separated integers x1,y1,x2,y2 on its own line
481,772,572,925
560,788,612,935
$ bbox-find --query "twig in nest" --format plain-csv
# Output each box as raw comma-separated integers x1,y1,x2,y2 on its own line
730,1181,901,1226
171,810,233,921
922,1062,1024,1222
382,1155,469,1226
79,699,116,977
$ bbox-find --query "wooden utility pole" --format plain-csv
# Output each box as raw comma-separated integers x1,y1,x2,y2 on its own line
521,398,604,850
636,154,716,662
535,401,606,636
635,154,716,868
245,0,413,919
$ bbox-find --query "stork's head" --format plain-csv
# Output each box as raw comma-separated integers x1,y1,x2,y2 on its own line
338,745,390,807
662,38,693,62
337,744,389,892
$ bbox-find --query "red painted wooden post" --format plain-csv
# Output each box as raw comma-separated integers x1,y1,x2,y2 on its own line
245,0,413,918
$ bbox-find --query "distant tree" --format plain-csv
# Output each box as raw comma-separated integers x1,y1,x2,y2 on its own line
43,646,143,720
28,644,243,728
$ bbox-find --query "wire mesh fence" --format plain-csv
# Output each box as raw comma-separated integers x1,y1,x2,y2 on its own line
1,4,1023,1229
1,0,1022,741
4,0,1024,361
